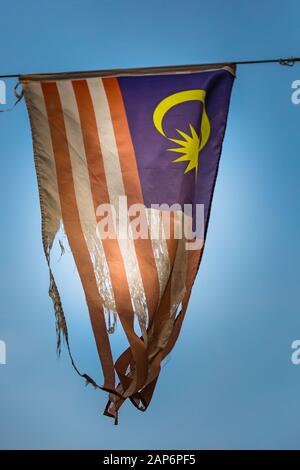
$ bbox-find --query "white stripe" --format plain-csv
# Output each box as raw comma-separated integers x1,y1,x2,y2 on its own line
24,82,61,247
170,211,188,315
148,210,188,360
56,80,116,313
87,77,149,328
146,208,170,301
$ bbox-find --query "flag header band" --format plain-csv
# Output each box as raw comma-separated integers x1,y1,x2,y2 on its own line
20,63,236,82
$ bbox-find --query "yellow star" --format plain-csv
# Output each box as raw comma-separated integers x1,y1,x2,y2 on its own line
167,124,201,175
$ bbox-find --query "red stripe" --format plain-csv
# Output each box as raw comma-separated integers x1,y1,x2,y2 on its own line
102,77,160,320
72,79,149,394
42,81,116,390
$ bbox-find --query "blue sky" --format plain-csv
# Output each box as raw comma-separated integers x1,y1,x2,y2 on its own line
0,0,300,450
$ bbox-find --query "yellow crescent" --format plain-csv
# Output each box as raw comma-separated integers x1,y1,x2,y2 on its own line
153,89,210,152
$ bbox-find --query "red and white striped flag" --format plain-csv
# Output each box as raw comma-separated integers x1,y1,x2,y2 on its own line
23,63,235,422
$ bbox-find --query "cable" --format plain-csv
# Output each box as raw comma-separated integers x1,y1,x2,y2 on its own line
0,56,299,80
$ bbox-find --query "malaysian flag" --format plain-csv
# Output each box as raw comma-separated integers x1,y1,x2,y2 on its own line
22,63,235,423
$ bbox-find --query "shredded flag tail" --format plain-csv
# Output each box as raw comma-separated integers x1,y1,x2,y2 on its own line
22,62,235,423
